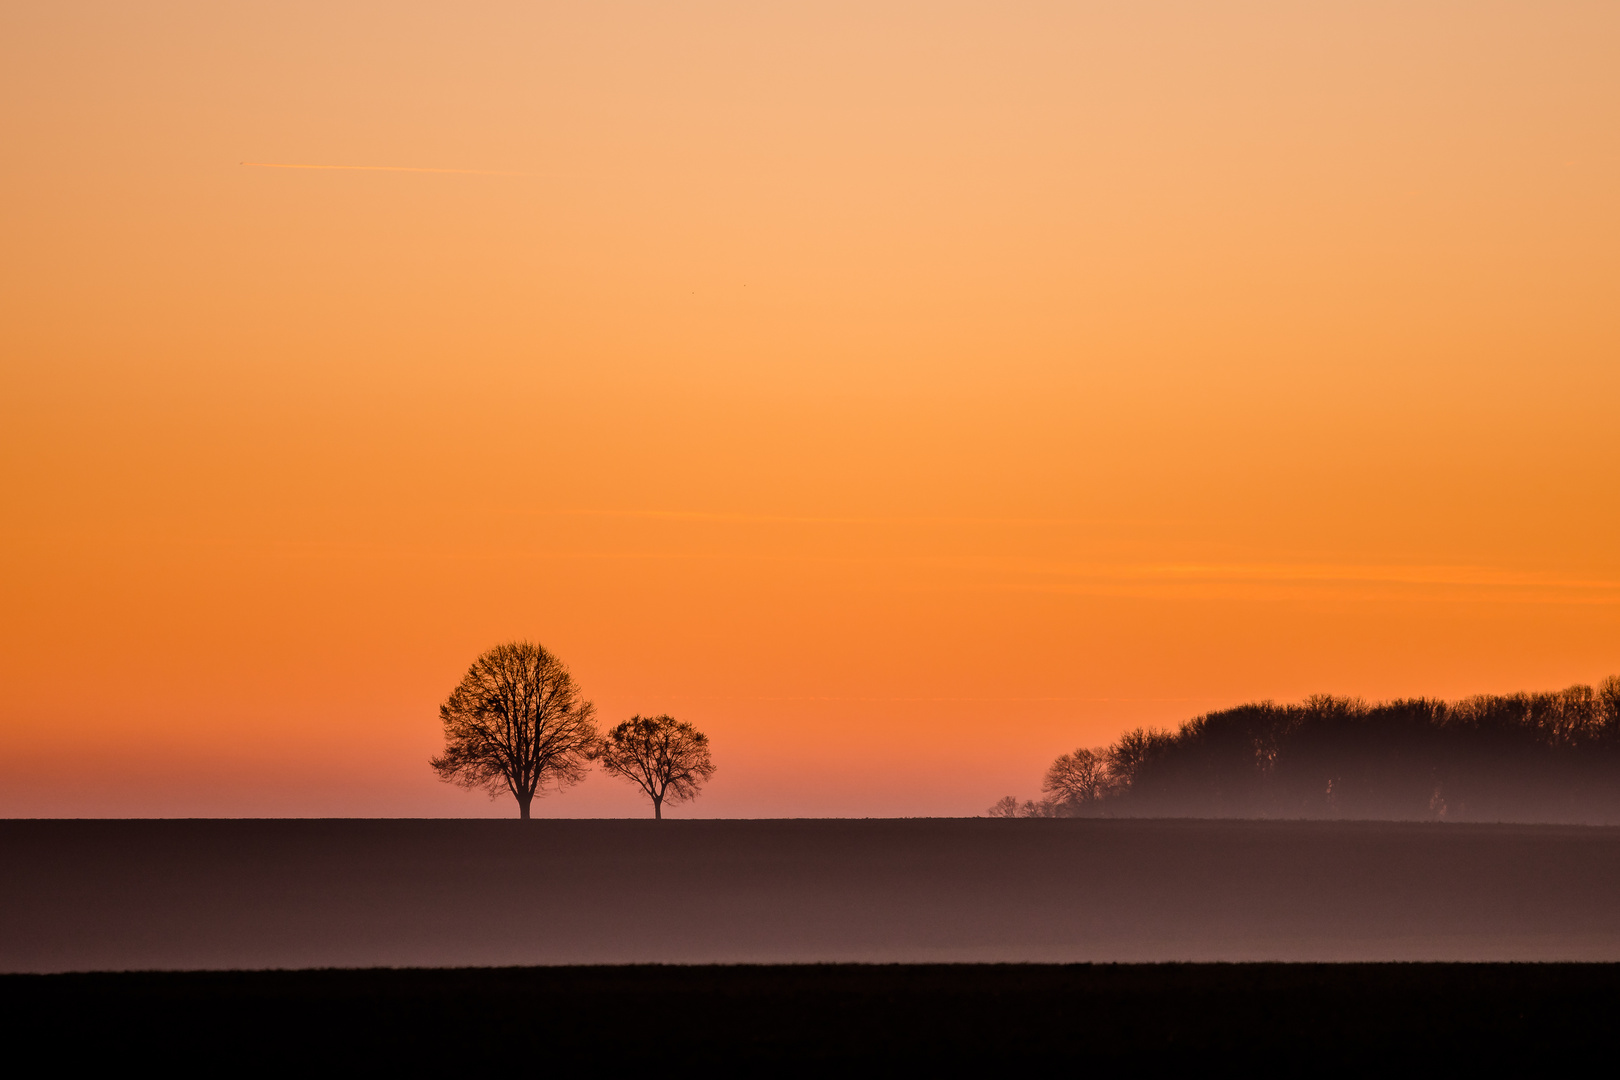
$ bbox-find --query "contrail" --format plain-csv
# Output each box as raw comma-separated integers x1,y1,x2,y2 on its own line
241,161,527,176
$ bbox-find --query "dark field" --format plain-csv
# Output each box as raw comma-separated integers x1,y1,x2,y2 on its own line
6,818,1620,971
8,962,1620,1068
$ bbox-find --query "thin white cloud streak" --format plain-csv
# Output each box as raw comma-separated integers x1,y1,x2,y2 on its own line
71,533,1620,597
546,508,1167,527
1028,562,1620,592
240,161,530,176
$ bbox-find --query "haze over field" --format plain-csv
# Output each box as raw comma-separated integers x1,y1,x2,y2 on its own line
8,820,1620,970
3,3,1618,817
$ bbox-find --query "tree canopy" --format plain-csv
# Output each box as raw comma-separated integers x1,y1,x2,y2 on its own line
597,714,716,819
430,641,599,819
1007,676,1620,822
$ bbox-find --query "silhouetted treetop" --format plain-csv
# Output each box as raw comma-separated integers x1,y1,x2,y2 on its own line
1042,747,1109,807
1019,676,1620,823
430,641,598,820
598,714,716,820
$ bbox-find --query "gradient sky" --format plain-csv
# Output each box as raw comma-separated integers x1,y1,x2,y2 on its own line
3,2,1617,817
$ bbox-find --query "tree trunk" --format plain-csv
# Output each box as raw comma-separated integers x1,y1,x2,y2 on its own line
518,793,532,821
653,796,662,821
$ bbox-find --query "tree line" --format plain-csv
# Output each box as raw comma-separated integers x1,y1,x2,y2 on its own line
431,641,715,819
994,676,1620,823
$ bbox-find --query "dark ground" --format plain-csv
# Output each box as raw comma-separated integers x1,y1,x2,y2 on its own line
6,818,1620,970
6,963,1620,1068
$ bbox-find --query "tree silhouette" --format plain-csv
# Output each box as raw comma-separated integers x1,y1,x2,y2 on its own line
597,714,716,819
1042,747,1110,811
986,795,1057,818
430,641,599,820
1037,675,1620,822
1106,728,1174,792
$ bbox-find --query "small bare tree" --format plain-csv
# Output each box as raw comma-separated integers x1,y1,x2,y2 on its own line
986,795,1023,818
597,714,716,820
986,795,1058,818
430,641,599,820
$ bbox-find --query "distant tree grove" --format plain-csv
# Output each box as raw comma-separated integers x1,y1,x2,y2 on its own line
991,676,1620,823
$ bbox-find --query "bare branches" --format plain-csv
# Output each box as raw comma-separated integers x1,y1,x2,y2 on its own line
987,747,1113,818
597,714,716,820
430,641,599,820
1042,746,1111,808
1018,675,1620,822
986,795,1059,818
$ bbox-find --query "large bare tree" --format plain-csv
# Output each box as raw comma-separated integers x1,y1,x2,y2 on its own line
598,714,716,820
1042,746,1111,811
430,641,599,820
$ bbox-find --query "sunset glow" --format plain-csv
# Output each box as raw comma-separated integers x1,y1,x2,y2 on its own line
3,2,1617,817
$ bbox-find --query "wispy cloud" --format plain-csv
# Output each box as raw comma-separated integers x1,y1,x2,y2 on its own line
547,508,1164,527
982,560,1620,605
241,161,529,176
1042,562,1620,591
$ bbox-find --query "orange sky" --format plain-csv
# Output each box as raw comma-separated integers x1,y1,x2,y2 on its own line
3,2,1617,817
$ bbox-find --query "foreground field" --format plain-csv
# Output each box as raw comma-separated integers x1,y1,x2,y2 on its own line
7,964,1620,1067
5,818,1620,971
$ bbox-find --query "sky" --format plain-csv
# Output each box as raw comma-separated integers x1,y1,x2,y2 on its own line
2,2,1617,818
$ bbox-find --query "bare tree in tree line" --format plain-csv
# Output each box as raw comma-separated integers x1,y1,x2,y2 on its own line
430,641,599,820
1106,727,1174,790
1043,746,1110,809
597,714,716,819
